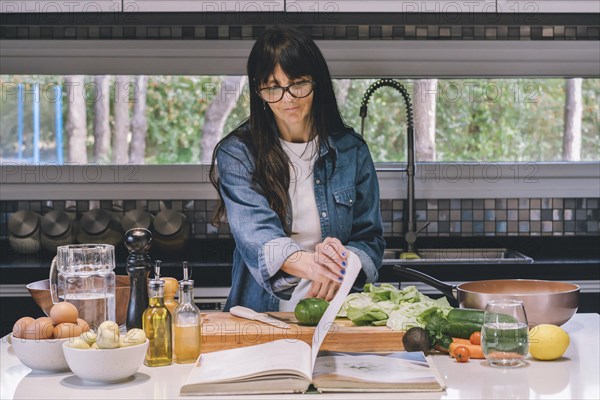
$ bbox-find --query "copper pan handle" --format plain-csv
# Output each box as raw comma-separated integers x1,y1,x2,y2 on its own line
392,265,459,307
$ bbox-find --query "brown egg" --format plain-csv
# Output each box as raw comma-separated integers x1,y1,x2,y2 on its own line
12,317,34,339
49,302,78,324
53,323,83,339
76,318,90,332
23,317,54,340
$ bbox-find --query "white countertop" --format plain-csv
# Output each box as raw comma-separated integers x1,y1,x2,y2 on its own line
1,314,599,400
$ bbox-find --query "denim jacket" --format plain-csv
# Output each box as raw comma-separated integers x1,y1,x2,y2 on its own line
216,124,385,312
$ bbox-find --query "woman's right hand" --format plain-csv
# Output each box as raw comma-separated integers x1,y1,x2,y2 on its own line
281,237,347,283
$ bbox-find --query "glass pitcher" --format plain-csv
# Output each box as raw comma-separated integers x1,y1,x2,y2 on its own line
50,244,116,331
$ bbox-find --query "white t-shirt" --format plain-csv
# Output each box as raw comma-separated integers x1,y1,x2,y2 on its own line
278,136,322,311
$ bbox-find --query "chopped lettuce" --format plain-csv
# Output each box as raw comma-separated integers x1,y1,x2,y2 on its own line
341,283,453,331
363,283,397,302
338,293,374,318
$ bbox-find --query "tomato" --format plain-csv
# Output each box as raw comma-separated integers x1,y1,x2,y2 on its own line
454,345,471,363
294,298,329,326
469,331,481,345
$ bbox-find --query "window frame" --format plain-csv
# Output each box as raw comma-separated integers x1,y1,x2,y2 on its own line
0,39,598,200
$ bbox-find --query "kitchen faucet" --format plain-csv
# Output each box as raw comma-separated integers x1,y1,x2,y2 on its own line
359,79,427,254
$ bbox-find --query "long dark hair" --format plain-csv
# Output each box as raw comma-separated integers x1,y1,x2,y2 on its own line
210,26,348,233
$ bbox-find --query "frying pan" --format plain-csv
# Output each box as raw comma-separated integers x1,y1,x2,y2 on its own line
393,266,580,326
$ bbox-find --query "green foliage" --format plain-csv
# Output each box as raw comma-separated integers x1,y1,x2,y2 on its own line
337,78,599,162
145,76,216,164
1,75,598,164
224,82,251,136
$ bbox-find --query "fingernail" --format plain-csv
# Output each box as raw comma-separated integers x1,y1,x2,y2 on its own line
341,261,347,267
341,251,346,257
341,269,346,275
338,277,343,282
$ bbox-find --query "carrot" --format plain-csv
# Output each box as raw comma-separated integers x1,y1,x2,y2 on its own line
452,338,471,345
449,342,484,359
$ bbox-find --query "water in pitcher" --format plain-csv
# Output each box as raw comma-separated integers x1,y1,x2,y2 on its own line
60,293,116,331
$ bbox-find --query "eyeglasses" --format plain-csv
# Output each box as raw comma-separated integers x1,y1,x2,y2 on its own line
256,80,315,103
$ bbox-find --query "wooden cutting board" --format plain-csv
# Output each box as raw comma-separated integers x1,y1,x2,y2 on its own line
200,312,404,353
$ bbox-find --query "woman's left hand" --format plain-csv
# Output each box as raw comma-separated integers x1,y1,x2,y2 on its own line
305,279,341,302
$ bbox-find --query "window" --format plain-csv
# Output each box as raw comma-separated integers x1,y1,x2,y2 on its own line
1,75,598,164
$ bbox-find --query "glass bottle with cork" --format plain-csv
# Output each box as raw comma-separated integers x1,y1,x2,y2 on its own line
173,261,202,364
142,260,172,367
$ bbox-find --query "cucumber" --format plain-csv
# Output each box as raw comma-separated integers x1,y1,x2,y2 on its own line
448,308,518,325
447,308,485,325
444,322,482,339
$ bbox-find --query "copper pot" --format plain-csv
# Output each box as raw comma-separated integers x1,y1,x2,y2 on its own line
393,266,579,326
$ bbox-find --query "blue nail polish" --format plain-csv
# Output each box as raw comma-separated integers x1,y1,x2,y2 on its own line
338,277,343,282
341,269,346,275
341,251,346,257
342,261,347,267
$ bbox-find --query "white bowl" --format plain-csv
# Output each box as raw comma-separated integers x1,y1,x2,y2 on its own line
62,339,149,383
11,335,71,372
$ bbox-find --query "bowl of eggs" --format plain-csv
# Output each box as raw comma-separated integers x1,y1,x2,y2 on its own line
63,321,149,383
11,302,89,372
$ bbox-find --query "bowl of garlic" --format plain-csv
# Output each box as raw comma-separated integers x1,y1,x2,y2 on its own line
62,321,149,383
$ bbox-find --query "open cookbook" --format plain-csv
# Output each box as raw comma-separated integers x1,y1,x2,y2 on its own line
180,252,445,395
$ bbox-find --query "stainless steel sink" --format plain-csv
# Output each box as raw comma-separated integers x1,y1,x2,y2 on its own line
382,248,533,265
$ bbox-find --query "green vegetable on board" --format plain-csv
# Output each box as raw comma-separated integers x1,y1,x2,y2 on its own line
294,298,329,326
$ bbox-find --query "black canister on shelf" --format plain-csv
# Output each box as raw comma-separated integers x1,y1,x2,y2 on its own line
124,227,153,330
40,209,77,252
77,208,123,246
152,209,190,252
122,209,154,232
8,210,41,254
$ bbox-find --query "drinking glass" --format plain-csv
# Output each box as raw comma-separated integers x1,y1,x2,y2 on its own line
481,299,529,368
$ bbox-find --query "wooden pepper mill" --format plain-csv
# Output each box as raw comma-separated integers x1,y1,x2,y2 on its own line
124,227,153,330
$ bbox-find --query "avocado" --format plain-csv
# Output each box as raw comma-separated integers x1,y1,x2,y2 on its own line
402,327,431,353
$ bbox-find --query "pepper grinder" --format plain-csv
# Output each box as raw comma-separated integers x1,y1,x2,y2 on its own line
124,227,153,330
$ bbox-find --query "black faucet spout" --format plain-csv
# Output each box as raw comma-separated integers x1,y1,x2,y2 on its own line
359,79,418,253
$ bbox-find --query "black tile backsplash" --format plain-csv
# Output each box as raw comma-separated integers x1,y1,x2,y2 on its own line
1,197,598,244
1,12,598,41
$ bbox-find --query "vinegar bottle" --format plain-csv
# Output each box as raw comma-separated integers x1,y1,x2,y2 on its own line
142,260,172,367
173,261,202,364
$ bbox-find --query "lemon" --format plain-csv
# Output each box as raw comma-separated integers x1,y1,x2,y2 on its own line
400,252,421,260
528,324,570,360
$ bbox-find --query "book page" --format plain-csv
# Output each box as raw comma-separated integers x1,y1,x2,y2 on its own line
185,339,312,384
313,352,436,383
312,351,445,392
310,251,362,367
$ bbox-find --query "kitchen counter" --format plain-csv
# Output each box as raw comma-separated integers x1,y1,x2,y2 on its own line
1,314,598,400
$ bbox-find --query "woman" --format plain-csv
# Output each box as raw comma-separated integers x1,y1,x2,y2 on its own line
210,26,384,312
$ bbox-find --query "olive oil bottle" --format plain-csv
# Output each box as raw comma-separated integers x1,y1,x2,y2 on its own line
143,260,172,367
173,261,202,364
